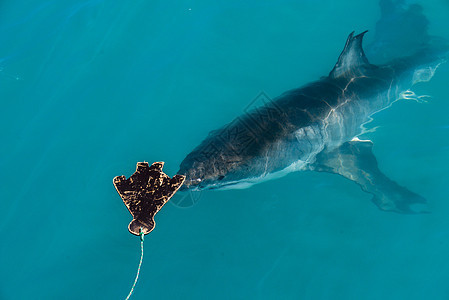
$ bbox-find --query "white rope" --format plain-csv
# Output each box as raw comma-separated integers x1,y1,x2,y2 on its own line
125,229,144,300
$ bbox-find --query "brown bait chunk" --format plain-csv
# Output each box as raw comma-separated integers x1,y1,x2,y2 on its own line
113,162,185,235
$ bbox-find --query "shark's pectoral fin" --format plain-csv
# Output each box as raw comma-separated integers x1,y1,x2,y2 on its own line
310,140,427,214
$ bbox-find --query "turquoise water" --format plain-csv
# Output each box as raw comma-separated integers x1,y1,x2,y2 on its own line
1,1,449,299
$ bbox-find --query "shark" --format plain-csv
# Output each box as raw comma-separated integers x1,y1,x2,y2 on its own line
176,2,448,213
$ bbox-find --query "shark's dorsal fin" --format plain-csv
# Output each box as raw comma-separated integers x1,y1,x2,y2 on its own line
329,31,370,78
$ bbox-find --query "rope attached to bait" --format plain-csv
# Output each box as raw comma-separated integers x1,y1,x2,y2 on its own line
125,228,145,300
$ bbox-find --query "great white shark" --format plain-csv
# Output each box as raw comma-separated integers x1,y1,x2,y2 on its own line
176,3,448,213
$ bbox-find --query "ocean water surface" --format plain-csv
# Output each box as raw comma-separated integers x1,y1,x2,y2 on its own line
1,0,449,299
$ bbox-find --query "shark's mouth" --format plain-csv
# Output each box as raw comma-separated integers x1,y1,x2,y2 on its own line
185,159,311,192
184,178,253,191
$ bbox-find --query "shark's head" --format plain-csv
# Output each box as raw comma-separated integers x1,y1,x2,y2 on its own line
177,149,237,191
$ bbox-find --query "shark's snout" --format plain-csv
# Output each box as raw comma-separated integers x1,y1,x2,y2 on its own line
179,177,203,191
177,154,228,191
177,159,207,191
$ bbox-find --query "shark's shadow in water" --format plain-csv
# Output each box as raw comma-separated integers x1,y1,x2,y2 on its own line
366,0,431,62
175,0,448,213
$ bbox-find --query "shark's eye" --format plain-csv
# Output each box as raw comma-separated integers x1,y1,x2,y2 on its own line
218,175,225,180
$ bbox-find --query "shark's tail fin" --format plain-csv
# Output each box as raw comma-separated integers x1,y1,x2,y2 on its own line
366,0,448,63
